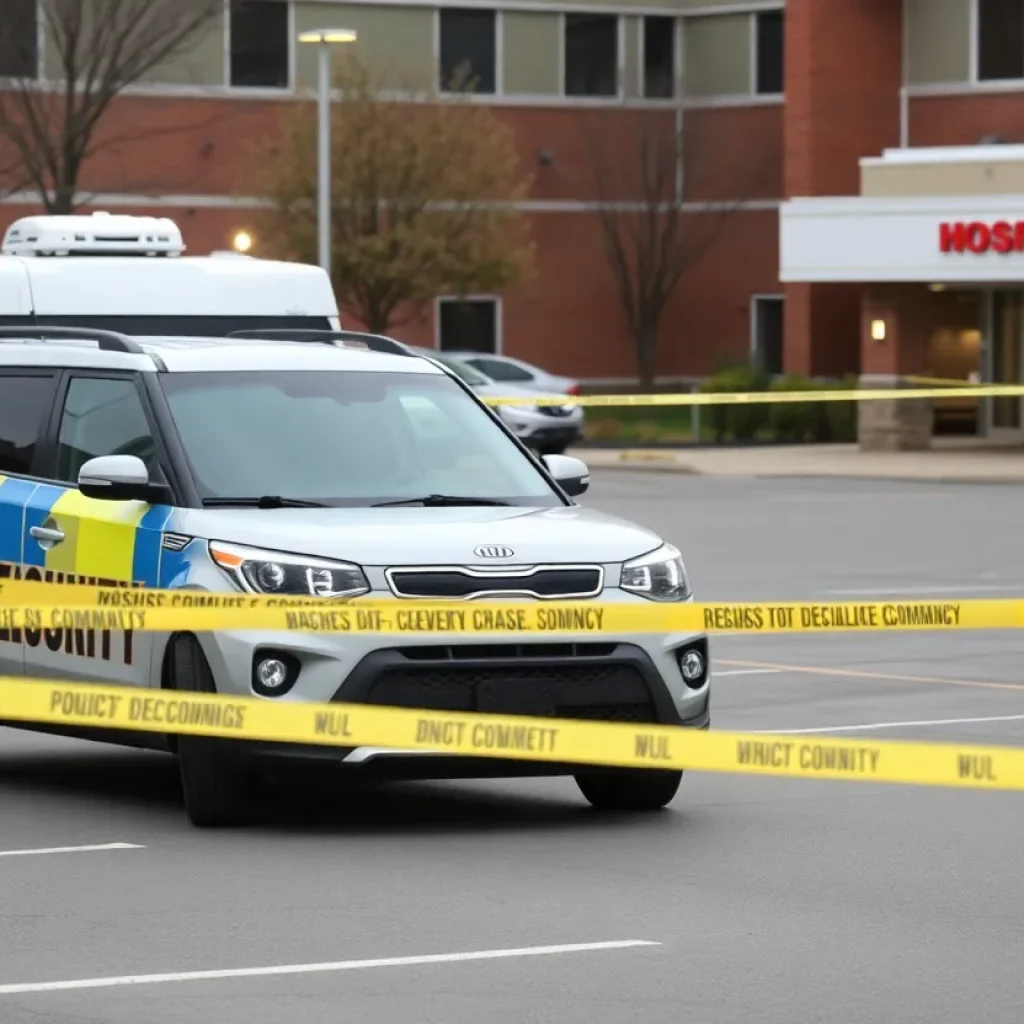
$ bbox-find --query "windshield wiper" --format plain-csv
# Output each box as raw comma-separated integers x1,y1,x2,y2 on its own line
372,494,513,508
201,496,330,509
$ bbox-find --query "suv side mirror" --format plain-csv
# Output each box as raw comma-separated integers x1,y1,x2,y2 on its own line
542,454,590,497
78,455,170,504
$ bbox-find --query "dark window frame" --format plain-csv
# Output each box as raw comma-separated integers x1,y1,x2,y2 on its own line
438,7,498,94
754,9,784,96
0,0,39,79
642,15,676,99
977,0,1024,81
228,0,291,90
563,13,619,98
0,369,59,479
437,297,500,354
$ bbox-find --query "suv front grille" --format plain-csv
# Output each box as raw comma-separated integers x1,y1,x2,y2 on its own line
386,566,602,600
358,645,660,723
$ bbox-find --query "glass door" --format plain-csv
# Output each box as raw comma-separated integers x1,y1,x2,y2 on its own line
986,290,1024,434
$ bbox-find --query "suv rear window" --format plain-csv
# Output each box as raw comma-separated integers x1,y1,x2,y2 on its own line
0,373,56,475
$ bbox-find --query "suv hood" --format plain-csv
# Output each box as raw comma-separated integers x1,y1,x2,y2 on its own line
184,505,662,566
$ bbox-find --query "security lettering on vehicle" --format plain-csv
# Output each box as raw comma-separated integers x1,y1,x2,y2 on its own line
0,563,139,665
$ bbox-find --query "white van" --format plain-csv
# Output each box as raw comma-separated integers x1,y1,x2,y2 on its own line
0,212,339,335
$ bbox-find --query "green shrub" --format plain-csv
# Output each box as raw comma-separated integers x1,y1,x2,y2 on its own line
824,375,858,442
769,374,829,442
700,366,771,441
766,375,860,443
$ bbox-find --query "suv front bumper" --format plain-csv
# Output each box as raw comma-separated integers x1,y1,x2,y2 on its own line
190,629,710,777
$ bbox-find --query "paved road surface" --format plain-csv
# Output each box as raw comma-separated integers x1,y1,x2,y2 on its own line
1,472,1023,1023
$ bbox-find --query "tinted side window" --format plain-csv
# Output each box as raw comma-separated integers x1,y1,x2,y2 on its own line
56,378,158,484
469,358,534,382
0,374,56,475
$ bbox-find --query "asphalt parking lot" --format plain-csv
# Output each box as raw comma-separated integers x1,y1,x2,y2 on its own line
2,470,1023,1024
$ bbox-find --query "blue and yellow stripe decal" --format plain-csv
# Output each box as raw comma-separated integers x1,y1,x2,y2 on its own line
0,475,37,564
20,482,174,586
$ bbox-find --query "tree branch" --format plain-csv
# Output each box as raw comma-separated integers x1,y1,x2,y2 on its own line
0,0,223,212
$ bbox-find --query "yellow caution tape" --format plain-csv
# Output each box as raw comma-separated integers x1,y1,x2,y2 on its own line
483,385,1024,408
902,375,977,388
0,676,1017,791
0,581,1019,634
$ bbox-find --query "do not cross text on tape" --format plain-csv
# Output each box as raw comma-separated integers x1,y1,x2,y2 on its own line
0,676,1017,792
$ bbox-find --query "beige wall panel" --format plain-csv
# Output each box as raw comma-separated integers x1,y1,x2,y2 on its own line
904,0,970,85
862,161,1024,196
683,14,751,97
295,3,434,90
503,11,561,95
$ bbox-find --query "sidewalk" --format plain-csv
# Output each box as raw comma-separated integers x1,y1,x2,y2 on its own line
569,438,1024,483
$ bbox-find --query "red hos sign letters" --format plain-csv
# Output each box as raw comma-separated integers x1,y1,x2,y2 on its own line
940,221,1024,254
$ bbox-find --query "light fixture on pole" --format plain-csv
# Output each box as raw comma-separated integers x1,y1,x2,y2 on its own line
297,28,358,278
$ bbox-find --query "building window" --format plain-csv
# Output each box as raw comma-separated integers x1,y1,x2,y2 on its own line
642,16,675,98
752,296,784,375
754,9,784,95
438,298,499,354
0,0,38,78
229,0,289,89
439,8,497,94
977,0,1024,80
564,14,618,97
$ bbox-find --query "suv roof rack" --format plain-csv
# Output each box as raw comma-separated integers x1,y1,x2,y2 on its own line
225,329,413,356
0,325,145,353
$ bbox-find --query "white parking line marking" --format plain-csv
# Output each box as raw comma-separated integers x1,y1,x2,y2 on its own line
753,714,1024,735
0,843,144,859
0,940,659,996
717,659,1024,693
714,669,782,677
824,585,1024,596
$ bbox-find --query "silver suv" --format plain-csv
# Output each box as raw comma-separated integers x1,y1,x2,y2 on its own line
0,327,710,827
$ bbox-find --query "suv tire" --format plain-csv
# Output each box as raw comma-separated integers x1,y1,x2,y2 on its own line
170,634,253,828
575,769,682,811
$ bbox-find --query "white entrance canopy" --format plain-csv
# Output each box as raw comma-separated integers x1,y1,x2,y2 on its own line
780,144,1024,284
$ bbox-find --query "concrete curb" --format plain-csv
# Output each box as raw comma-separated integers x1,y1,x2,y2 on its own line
570,449,1024,485
606,450,701,473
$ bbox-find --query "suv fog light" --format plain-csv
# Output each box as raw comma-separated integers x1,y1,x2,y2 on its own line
680,650,705,682
252,651,299,697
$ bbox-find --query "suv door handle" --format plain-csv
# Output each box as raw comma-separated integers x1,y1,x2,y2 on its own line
30,525,65,549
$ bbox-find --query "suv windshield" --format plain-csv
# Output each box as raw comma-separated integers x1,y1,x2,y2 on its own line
159,369,563,507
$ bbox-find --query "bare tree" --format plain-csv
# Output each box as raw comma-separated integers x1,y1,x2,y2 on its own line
254,57,534,334
582,111,772,388
0,0,224,213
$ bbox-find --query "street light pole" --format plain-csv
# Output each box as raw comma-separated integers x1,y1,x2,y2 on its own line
297,28,358,280
316,41,331,275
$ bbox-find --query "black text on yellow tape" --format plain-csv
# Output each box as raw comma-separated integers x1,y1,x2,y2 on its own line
1,678,1022,791
0,587,1021,635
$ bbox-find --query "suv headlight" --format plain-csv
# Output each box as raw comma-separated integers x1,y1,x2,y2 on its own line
210,542,369,599
619,543,691,602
